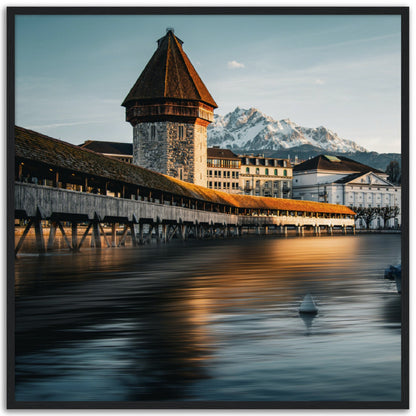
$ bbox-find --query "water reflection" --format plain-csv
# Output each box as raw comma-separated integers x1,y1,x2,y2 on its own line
300,313,317,334
14,235,402,402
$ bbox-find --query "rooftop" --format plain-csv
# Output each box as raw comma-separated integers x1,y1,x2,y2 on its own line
207,148,240,160
293,155,383,174
79,140,133,156
122,30,217,109
15,126,355,216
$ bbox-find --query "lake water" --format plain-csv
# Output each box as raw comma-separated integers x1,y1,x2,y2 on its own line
14,234,402,403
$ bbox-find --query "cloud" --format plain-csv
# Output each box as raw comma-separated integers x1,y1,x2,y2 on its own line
227,60,245,69
315,79,325,85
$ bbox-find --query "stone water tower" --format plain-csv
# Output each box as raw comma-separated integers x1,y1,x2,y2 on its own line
122,29,217,187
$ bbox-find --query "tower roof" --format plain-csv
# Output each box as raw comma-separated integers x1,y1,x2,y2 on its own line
122,30,217,108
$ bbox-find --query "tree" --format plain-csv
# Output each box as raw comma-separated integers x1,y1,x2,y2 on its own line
353,206,380,229
379,206,400,229
386,160,401,185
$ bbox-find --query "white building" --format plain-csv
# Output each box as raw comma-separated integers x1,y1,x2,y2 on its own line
292,155,401,228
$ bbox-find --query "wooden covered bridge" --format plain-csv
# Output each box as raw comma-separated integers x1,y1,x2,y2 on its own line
14,126,356,254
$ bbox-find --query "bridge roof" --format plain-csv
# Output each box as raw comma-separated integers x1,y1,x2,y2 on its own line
15,126,355,216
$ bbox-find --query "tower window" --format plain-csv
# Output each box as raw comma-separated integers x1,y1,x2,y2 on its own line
178,126,184,139
151,125,156,139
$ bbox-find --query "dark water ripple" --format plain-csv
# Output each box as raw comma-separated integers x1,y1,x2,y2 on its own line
14,234,401,402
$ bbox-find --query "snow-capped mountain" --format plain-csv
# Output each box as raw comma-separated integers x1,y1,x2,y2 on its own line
207,107,367,153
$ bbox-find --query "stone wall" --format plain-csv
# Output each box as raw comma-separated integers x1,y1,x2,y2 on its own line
132,121,208,187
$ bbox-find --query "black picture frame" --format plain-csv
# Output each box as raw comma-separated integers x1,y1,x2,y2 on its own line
7,6,409,410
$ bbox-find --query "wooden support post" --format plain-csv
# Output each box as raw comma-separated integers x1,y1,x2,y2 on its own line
352,226,356,235
111,223,117,247
343,226,347,235
96,223,110,247
181,224,186,240
118,225,129,246
156,223,161,244
130,223,138,247
54,171,59,188
34,218,45,253
264,226,268,235
15,219,33,255
47,222,57,250
139,224,144,244
56,221,72,250
83,177,88,192
283,226,288,236
101,182,108,196
149,224,155,244
328,225,333,235
162,224,167,243
92,221,102,248
71,222,78,251
78,222,93,249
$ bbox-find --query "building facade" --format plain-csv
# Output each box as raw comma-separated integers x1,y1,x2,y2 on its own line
207,147,241,193
292,155,401,228
240,155,292,198
122,29,217,187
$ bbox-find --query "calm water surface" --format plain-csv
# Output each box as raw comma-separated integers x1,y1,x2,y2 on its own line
14,234,402,402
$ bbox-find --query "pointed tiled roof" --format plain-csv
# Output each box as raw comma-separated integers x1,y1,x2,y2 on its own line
122,30,217,108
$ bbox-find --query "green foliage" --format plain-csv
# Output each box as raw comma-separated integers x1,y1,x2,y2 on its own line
386,160,401,185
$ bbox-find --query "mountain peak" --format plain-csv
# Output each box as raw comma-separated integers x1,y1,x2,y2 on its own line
207,107,367,153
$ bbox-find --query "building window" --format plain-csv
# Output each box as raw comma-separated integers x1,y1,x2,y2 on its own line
178,125,184,139
283,169,287,177
236,172,239,179
256,168,260,175
151,125,156,139
246,167,250,174
274,169,277,175
265,168,269,175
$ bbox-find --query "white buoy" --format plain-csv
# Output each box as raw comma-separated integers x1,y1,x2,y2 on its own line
299,293,318,314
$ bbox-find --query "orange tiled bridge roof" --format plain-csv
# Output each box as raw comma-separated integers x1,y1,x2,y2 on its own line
15,126,355,216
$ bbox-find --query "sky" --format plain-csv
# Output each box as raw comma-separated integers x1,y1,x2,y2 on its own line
14,13,402,153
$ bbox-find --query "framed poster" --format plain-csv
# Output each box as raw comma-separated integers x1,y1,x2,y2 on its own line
7,6,409,409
